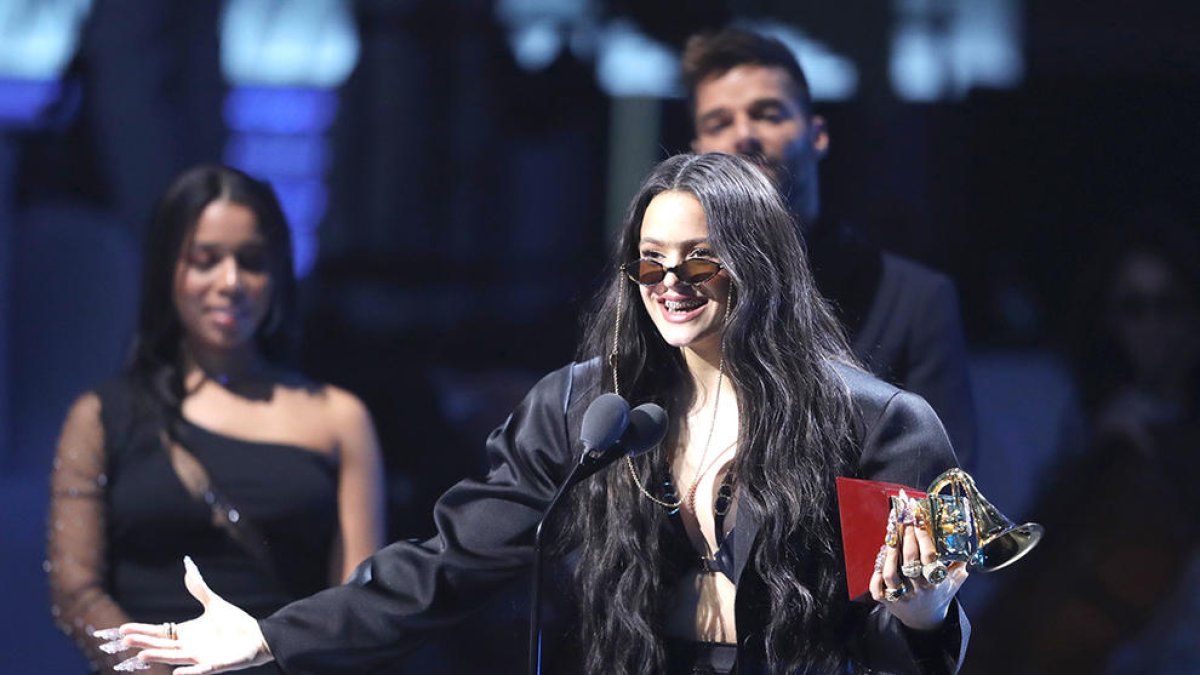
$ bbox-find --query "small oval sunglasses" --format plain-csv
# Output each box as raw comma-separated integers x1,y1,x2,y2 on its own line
621,258,724,286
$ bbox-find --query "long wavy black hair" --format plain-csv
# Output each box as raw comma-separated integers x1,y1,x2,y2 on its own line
564,153,862,674
126,164,296,417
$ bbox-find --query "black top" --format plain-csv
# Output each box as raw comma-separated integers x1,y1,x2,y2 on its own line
662,473,738,582
96,378,339,671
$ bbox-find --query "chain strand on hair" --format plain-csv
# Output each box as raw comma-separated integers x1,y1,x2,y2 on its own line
626,283,736,509
610,281,623,395
612,278,683,505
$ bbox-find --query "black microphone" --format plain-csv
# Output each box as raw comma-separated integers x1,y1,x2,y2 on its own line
568,400,667,488
578,392,631,456
623,402,669,453
527,396,668,675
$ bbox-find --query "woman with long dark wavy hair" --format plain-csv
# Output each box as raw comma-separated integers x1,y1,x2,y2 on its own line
47,165,385,675
107,153,968,675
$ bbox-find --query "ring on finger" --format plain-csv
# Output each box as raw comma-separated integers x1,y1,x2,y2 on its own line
165,622,177,641
883,583,909,603
901,560,923,579
922,561,949,585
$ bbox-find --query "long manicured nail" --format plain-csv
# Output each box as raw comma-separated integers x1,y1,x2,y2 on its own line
99,639,130,654
93,627,123,641
114,656,150,671
184,555,203,581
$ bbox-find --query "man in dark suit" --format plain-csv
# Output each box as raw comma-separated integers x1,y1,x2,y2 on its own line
682,28,977,465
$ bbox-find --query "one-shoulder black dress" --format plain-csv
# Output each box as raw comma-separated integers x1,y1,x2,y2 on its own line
97,378,339,674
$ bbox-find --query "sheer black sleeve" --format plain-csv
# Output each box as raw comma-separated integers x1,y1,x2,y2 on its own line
46,392,171,675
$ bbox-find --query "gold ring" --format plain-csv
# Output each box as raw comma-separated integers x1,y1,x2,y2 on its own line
923,561,949,585
901,560,923,579
166,622,177,640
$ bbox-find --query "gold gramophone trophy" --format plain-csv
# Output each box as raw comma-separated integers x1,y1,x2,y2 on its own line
896,468,1043,583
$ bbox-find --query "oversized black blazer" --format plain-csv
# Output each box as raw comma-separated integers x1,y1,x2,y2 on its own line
851,253,977,471
260,360,969,674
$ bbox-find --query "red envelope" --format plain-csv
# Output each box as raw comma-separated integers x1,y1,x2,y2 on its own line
836,477,927,599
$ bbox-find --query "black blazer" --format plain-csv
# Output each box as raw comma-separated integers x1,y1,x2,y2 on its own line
852,253,978,471
260,361,968,674
808,225,977,470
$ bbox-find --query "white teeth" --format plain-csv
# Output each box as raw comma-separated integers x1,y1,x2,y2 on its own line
664,299,705,312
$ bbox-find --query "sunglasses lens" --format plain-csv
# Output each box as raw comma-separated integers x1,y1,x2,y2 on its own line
624,259,721,285
632,260,666,285
678,259,720,284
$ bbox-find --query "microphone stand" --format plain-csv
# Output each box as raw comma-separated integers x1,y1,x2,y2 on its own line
527,451,604,675
526,400,665,675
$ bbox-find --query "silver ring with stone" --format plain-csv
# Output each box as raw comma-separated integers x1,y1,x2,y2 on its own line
922,561,949,585
883,583,909,602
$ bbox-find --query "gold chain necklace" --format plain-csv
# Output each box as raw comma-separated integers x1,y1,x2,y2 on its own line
616,283,736,511
626,357,727,510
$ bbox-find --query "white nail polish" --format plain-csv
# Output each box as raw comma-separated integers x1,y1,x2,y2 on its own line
99,639,129,654
184,555,203,580
114,657,150,672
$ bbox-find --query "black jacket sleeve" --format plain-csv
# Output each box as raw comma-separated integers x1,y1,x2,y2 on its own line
260,365,582,674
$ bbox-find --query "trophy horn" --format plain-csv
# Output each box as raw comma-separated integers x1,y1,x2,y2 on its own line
925,468,1043,572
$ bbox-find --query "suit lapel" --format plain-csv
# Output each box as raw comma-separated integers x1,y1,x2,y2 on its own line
732,490,760,584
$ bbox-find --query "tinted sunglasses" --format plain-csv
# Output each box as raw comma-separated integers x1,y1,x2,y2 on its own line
621,258,724,286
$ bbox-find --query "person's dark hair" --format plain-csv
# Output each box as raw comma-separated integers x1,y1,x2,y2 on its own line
566,153,860,674
127,164,296,416
681,28,813,118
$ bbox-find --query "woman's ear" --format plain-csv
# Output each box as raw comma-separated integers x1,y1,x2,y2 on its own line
810,115,830,159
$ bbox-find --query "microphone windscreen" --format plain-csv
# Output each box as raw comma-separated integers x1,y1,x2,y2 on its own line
579,393,630,453
623,403,668,456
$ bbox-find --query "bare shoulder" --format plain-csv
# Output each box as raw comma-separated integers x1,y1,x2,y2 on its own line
261,373,372,448
281,380,374,439
314,385,378,462
319,384,373,426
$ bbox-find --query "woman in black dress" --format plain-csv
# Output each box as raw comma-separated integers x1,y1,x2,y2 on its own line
48,165,385,674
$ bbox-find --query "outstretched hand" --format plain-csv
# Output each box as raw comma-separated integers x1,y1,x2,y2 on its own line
96,557,273,674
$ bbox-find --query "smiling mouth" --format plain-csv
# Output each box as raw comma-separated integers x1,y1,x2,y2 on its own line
663,298,707,313
207,308,246,325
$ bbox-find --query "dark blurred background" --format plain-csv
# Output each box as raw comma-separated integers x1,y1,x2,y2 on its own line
2,0,1198,673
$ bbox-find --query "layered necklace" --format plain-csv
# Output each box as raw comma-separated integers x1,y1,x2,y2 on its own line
612,283,737,514
627,357,733,513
